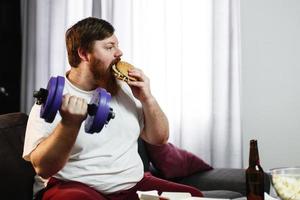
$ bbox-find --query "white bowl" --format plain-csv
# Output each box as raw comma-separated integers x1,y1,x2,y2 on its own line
270,167,300,200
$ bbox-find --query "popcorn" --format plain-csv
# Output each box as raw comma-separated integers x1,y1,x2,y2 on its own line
272,174,300,200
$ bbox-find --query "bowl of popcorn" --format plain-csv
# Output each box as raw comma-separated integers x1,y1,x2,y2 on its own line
270,167,300,200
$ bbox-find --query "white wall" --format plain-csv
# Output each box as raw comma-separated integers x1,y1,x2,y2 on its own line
241,0,300,170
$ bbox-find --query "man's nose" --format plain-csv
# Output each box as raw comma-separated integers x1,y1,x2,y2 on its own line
115,48,123,57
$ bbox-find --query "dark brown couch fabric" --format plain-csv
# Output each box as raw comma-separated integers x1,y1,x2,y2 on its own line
0,112,35,200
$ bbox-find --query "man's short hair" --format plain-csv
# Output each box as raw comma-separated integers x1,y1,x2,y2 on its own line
65,17,115,67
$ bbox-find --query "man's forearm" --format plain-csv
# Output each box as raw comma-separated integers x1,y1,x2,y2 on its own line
141,97,169,144
30,121,80,179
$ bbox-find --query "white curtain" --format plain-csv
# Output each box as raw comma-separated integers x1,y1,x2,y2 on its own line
211,0,242,167
20,0,92,112
21,0,242,167
94,0,242,168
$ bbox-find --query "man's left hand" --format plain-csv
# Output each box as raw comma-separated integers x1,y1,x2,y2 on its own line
127,68,153,103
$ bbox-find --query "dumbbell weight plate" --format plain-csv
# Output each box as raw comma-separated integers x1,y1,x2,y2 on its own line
40,76,65,123
85,88,112,133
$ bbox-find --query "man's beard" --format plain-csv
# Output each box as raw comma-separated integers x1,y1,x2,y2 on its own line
90,56,120,96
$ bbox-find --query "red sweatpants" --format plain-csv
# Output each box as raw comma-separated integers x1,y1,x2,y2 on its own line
39,172,203,200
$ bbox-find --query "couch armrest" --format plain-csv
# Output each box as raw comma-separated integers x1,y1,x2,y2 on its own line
174,168,270,196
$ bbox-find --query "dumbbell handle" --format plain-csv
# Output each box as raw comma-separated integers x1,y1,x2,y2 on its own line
88,104,115,120
34,88,115,119
33,88,48,105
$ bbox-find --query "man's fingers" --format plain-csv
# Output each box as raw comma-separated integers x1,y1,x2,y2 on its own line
128,68,145,82
61,94,71,110
127,80,144,88
61,94,87,115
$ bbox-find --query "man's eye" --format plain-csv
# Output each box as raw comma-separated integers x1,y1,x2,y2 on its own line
106,46,113,50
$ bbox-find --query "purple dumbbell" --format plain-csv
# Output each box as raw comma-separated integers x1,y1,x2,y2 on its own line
33,76,115,133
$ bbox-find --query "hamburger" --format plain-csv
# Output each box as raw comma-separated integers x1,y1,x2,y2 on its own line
112,61,137,83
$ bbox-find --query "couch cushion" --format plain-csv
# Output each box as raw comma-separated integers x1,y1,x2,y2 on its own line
202,190,243,199
0,112,36,200
176,168,246,196
145,142,213,179
177,168,270,196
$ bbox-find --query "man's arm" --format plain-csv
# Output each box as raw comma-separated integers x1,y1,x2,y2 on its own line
140,97,169,144
29,94,87,179
127,68,169,145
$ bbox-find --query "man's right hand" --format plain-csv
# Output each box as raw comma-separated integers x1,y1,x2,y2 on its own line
60,94,88,127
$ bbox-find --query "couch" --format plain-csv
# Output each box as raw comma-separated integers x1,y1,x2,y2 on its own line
0,112,270,200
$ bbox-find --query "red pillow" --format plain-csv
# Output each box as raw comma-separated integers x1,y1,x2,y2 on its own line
145,142,213,179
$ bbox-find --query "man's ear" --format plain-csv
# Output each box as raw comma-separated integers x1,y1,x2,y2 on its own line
77,48,90,62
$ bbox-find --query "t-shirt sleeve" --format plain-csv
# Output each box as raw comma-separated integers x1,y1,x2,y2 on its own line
22,104,55,161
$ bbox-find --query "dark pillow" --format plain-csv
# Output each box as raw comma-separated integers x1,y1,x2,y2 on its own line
145,142,213,179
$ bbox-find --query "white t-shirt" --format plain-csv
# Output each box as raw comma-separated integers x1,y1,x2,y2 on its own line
23,76,145,194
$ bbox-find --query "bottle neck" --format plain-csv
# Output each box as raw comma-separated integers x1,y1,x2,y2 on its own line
249,140,260,166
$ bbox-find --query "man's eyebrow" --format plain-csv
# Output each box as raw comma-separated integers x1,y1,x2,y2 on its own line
105,41,119,46
105,41,116,45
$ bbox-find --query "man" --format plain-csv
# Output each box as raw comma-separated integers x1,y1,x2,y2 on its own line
23,17,202,200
